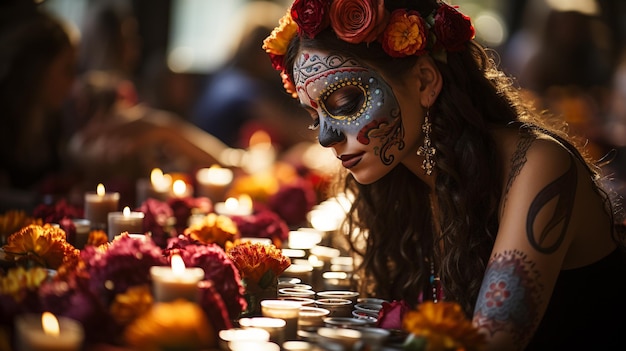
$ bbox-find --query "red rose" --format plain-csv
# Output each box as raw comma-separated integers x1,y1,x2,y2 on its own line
433,3,475,52
376,299,411,330
329,0,388,44
291,0,331,38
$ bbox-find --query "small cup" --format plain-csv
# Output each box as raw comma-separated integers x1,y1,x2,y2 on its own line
316,290,359,304
298,306,330,331
279,288,317,299
352,310,378,325
354,302,383,315
314,298,352,318
359,327,391,351
260,300,301,341
278,296,316,307
323,317,370,329
317,327,363,351
218,328,270,351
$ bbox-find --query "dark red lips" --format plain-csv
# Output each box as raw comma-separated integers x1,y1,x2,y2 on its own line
338,152,364,169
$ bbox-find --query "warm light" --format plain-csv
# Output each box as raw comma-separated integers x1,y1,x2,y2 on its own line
96,183,105,196
172,180,187,197
151,168,172,192
224,197,239,211
41,312,60,336
171,254,186,275
249,130,272,149
238,194,253,212
123,206,131,217
196,164,233,185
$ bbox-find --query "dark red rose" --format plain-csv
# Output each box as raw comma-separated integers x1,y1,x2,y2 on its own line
268,53,286,71
433,3,475,52
291,0,331,38
376,299,411,330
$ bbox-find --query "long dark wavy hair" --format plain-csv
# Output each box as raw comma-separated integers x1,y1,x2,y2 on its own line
284,0,618,315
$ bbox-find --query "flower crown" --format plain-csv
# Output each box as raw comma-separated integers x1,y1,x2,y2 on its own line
262,0,475,98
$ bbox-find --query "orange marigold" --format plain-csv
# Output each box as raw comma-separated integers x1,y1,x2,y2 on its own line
227,242,290,287
2,224,80,269
0,210,41,243
381,9,428,58
184,213,239,248
110,285,153,326
403,301,485,351
87,230,109,247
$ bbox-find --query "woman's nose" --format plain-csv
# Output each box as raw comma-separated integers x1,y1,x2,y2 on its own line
318,122,345,147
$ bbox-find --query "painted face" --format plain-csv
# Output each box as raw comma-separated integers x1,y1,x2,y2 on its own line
294,49,409,184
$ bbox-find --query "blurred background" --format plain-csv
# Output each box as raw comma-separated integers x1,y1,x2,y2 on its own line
2,0,626,212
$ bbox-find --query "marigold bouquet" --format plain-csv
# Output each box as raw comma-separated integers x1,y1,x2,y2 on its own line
226,241,291,288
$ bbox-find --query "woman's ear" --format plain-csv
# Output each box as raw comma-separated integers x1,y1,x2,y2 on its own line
412,55,443,108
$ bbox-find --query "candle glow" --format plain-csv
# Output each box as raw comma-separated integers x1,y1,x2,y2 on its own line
172,179,187,197
122,206,131,217
171,254,185,275
42,312,60,336
96,183,105,196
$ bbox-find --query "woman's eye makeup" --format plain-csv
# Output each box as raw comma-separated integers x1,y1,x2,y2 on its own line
324,86,365,119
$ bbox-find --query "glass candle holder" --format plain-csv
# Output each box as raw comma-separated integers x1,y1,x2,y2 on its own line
260,300,301,341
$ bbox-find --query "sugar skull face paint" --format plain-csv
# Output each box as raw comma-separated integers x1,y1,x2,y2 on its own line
294,50,405,169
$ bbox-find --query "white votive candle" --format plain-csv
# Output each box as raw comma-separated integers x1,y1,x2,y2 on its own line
15,312,84,351
214,195,253,217
107,206,145,241
239,317,286,345
84,183,119,230
195,165,233,202
150,254,204,303
260,300,301,341
218,328,269,351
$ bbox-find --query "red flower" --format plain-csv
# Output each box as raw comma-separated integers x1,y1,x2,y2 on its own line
291,0,331,39
329,0,388,44
433,3,475,52
381,9,428,58
376,299,411,330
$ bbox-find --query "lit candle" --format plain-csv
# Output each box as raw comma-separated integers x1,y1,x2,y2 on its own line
218,328,270,350
242,130,276,174
107,206,145,241
195,165,233,202
15,312,84,351
238,317,286,345
150,254,204,303
172,179,193,198
260,300,301,341
287,230,322,250
135,168,172,205
214,195,253,217
84,183,119,230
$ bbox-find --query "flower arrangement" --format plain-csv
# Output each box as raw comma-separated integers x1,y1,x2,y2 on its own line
2,224,80,270
184,212,239,248
263,0,475,97
377,300,486,351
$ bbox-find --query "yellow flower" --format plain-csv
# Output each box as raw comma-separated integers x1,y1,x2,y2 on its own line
87,230,109,247
184,213,239,248
124,299,215,351
227,242,290,286
2,224,79,269
110,285,153,326
263,9,298,56
403,301,485,351
0,266,48,301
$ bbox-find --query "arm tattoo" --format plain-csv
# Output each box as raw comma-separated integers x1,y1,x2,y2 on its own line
501,133,534,215
474,250,543,346
526,155,576,254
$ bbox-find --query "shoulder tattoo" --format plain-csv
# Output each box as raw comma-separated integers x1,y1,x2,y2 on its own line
473,249,543,346
526,154,577,254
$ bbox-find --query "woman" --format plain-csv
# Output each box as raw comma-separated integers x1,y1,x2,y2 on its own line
264,0,626,349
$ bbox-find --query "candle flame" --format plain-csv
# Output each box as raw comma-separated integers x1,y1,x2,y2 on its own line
150,168,172,192
171,254,186,275
224,197,239,211
238,194,253,212
42,312,60,336
150,168,163,183
96,183,105,196
123,206,131,216
172,179,187,197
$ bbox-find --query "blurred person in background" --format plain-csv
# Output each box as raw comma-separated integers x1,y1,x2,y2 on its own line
191,1,313,151
0,1,77,211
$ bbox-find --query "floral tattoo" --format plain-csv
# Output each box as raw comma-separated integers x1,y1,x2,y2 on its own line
473,250,543,345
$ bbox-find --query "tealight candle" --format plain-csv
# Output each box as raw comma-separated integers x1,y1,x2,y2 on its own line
218,328,270,351
107,206,145,241
172,179,193,198
195,165,233,202
150,254,204,303
238,317,286,345
260,300,301,341
15,312,84,351
214,195,253,217
71,219,91,250
84,183,119,230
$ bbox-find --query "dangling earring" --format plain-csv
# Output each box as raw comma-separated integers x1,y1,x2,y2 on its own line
417,109,436,176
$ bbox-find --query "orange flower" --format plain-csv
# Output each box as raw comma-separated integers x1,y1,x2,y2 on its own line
87,230,109,247
184,213,239,248
263,9,298,56
110,285,153,326
0,210,41,243
2,224,80,269
124,299,215,350
227,242,290,287
381,9,428,58
403,301,485,351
